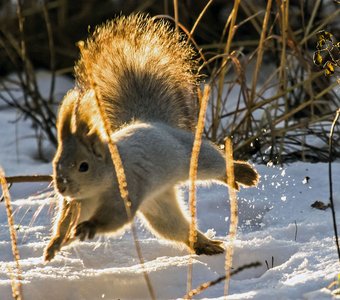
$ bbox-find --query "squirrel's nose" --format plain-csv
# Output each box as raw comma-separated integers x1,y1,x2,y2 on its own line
55,176,68,194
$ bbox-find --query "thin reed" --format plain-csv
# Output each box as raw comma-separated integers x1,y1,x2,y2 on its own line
224,137,238,296
214,0,240,142
173,0,179,36
0,167,23,300
328,108,340,262
77,41,156,300
184,261,261,298
249,0,272,103
186,85,211,297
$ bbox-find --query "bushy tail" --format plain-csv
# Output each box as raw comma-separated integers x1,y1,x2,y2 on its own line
75,14,198,131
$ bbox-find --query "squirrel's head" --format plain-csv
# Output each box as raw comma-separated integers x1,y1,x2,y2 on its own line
53,89,113,200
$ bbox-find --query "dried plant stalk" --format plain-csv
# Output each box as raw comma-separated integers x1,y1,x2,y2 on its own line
173,0,179,36
3,175,52,184
250,0,272,102
189,0,214,37
184,261,261,298
214,0,240,141
329,108,340,262
41,0,56,104
77,42,156,300
278,0,290,162
186,85,211,297
0,167,23,300
224,137,238,296
0,175,52,203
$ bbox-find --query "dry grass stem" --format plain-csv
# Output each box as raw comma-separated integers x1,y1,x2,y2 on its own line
224,137,238,297
186,85,211,297
304,0,322,39
300,9,339,45
239,2,262,35
184,261,261,298
250,0,272,103
278,0,289,162
189,0,213,38
214,0,240,141
41,0,56,104
328,108,340,262
2,175,53,184
0,167,23,300
16,0,27,78
77,42,156,300
173,0,179,36
0,174,52,202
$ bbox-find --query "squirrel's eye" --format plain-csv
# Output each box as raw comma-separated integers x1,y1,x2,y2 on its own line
78,162,89,173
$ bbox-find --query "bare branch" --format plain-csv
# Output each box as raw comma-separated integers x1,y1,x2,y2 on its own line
3,175,52,184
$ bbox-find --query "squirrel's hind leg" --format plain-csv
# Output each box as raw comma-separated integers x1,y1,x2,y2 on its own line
139,187,224,255
195,140,259,188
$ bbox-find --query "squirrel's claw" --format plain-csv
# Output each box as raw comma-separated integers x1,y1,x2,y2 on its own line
75,221,97,241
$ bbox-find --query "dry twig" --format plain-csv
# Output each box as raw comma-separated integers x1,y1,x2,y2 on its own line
186,85,211,297
184,261,261,298
2,175,52,184
329,108,340,262
224,137,238,296
0,167,23,300
0,175,52,202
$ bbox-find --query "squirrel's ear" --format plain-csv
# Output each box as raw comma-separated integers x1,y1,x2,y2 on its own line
57,89,80,140
88,133,107,160
77,119,91,136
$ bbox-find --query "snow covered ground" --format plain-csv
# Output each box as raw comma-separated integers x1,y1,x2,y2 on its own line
0,73,339,299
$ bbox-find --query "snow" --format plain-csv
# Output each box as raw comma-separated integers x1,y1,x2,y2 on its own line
0,73,340,299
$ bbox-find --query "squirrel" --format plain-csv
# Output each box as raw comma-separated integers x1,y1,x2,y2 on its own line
44,14,259,262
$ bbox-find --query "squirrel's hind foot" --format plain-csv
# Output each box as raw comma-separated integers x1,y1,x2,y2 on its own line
234,161,259,188
44,236,63,262
193,239,225,256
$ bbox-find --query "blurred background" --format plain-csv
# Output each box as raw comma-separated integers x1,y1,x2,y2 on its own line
0,0,339,163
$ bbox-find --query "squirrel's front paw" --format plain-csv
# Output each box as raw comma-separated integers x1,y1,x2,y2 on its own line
44,237,62,262
75,221,97,241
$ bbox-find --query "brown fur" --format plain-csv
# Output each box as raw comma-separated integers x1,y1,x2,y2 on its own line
75,14,198,132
